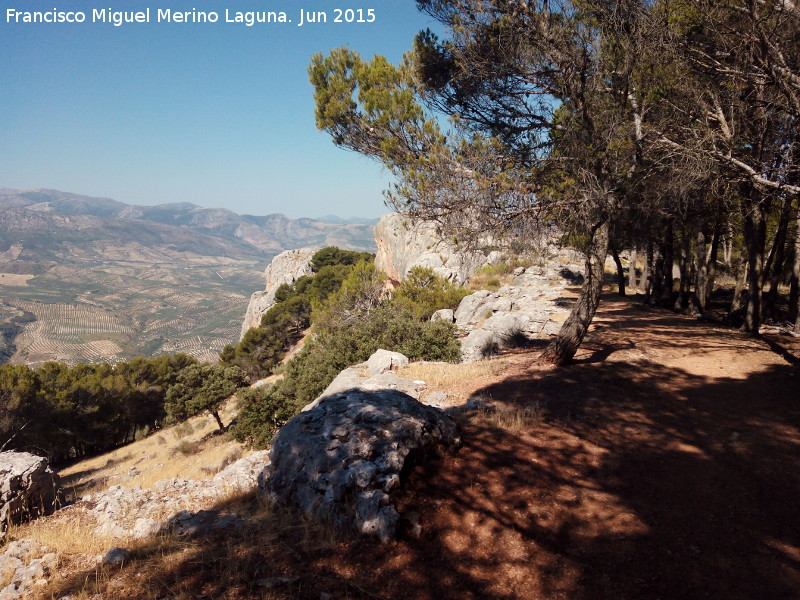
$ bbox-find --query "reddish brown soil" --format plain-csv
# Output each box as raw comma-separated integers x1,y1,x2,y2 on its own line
39,295,800,600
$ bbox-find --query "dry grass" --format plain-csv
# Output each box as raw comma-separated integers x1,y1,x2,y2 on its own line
1,561,16,588
8,513,128,555
59,397,251,498
477,399,544,431
468,271,515,291
30,493,345,600
398,359,514,391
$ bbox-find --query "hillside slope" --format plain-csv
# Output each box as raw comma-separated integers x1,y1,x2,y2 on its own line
9,294,799,599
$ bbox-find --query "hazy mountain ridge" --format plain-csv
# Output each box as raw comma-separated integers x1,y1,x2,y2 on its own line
0,188,378,254
0,187,377,366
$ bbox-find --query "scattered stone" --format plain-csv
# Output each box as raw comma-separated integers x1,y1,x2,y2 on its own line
0,452,62,536
399,511,423,539
132,517,160,539
168,510,244,537
261,388,460,542
461,329,501,362
453,263,582,362
465,395,496,411
0,540,57,600
57,451,269,540
102,547,130,565
366,349,409,377
257,576,300,589
303,357,428,413
422,391,452,410
431,308,455,323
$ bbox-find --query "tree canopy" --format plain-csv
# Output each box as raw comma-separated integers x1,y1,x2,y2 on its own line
310,0,800,360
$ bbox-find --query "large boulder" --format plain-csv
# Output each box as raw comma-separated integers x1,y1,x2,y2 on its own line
260,389,460,542
374,213,501,286
0,452,62,536
240,247,317,339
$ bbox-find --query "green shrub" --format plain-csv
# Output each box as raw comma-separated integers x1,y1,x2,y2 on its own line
231,386,296,448
165,364,247,432
176,439,201,456
311,246,374,272
392,266,469,320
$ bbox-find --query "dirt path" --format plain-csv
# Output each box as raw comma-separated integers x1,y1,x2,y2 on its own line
317,295,800,600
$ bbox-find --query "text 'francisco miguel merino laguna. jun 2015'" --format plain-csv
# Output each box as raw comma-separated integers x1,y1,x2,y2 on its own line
5,7,378,27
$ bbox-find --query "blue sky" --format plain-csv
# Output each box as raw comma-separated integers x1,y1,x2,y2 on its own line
0,1,438,218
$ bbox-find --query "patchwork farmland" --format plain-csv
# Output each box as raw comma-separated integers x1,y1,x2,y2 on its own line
0,251,265,366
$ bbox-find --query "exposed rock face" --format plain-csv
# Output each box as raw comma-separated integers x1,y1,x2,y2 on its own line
0,539,57,600
366,349,409,377
374,213,502,286
0,452,62,536
261,356,460,542
456,265,583,362
240,247,317,339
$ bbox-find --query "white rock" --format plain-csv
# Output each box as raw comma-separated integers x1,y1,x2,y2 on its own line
240,247,317,339
366,349,409,377
430,309,454,323
374,213,497,286
132,518,161,539
102,547,130,565
0,452,62,536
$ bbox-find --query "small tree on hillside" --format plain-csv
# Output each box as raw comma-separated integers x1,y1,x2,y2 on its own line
165,364,246,432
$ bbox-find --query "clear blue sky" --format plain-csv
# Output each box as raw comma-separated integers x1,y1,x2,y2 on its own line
0,1,439,219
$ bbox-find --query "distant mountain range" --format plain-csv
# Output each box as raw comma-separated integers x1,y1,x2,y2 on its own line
0,188,378,256
0,187,378,366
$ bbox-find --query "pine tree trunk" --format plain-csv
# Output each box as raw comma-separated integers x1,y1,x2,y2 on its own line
792,208,800,332
705,217,721,308
540,220,610,366
611,245,626,296
675,227,690,310
211,410,226,433
644,240,655,303
660,220,674,306
763,195,792,320
742,189,767,335
628,249,638,291
723,227,733,267
731,259,748,314
694,226,708,312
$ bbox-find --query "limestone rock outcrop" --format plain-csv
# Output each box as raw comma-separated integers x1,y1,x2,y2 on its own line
455,265,583,362
259,388,460,542
374,213,502,286
366,349,409,377
240,247,316,339
68,451,269,540
0,452,62,536
0,539,57,600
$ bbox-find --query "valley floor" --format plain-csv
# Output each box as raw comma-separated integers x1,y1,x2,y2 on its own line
22,294,800,599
